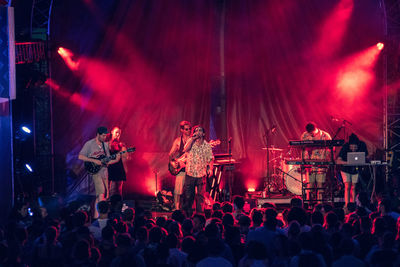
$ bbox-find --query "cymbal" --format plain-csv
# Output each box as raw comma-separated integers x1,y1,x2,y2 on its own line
262,147,283,151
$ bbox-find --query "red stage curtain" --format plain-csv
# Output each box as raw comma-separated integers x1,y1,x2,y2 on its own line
52,0,384,196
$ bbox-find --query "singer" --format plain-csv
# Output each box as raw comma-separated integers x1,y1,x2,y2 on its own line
181,125,214,217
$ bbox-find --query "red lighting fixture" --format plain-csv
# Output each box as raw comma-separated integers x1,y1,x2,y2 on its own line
376,42,384,50
57,47,80,71
248,188,255,192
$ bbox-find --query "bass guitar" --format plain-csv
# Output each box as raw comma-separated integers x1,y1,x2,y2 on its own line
168,140,220,176
85,147,136,174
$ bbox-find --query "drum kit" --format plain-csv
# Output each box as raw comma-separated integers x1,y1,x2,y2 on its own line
262,146,305,196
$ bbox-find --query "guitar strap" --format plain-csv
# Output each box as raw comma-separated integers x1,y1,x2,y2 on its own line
178,136,185,157
101,142,107,156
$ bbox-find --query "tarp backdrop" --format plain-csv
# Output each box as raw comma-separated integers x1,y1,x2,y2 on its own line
51,0,385,197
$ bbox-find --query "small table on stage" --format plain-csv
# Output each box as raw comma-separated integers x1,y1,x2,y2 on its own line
209,158,237,202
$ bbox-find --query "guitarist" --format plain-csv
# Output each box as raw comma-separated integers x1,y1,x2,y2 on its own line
169,121,192,210
79,126,120,218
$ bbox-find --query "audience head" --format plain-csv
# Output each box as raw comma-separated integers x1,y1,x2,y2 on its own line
264,208,278,230
156,216,167,228
171,210,185,224
238,215,251,228
356,192,370,207
359,216,372,233
222,202,233,213
207,237,225,256
288,220,301,239
149,226,165,244
251,208,264,227
347,202,357,213
211,210,223,219
116,232,132,248
192,214,206,233
290,197,303,208
101,225,116,241
122,207,135,222
324,211,338,229
372,217,387,236
261,202,277,209
212,202,222,211
136,226,148,243
287,207,307,226
165,233,179,249
181,236,195,254
73,210,88,227
222,213,235,228
115,221,128,234
311,210,324,226
204,221,222,239
181,218,193,235
96,201,109,215
224,225,241,244
233,195,245,210
378,197,392,214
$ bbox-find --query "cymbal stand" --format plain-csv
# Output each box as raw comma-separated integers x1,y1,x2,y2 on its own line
263,126,276,196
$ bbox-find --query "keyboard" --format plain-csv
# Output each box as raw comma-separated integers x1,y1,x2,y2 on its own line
289,140,344,147
285,160,335,166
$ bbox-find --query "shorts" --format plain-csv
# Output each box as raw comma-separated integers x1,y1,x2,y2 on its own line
174,171,186,195
92,168,109,197
341,171,359,184
308,172,326,184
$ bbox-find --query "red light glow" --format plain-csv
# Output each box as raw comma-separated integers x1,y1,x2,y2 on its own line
45,78,95,111
314,0,354,58
248,188,256,192
336,44,382,102
376,42,384,50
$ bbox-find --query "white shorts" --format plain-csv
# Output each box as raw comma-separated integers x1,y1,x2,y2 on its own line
341,171,359,184
174,171,186,195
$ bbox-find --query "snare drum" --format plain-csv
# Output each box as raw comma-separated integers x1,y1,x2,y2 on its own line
282,162,307,195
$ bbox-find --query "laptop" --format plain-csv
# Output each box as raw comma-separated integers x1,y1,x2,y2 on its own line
347,152,366,165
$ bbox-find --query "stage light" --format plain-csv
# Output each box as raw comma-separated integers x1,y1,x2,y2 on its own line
21,126,31,134
57,47,69,57
377,42,384,50
57,47,80,71
25,164,33,172
248,188,255,192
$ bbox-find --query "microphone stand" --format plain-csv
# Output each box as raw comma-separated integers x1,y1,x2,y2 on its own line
332,119,352,141
331,119,351,201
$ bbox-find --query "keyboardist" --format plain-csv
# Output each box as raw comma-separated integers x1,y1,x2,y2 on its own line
301,122,332,202
336,133,368,208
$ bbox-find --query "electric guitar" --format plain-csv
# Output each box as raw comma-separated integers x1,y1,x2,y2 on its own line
84,147,136,174
168,140,221,176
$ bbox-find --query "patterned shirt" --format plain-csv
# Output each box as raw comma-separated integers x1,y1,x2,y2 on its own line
301,129,332,160
186,141,213,178
301,129,332,173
